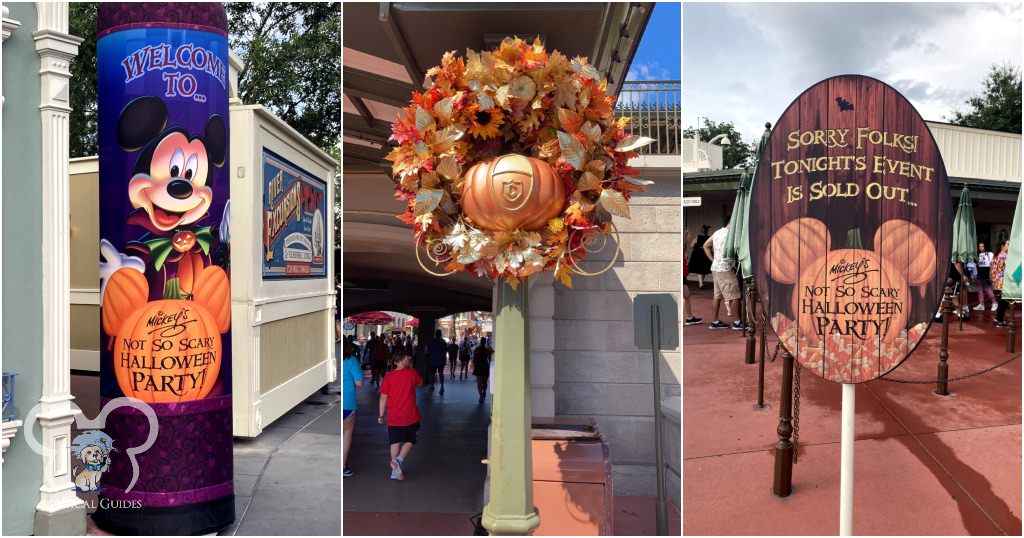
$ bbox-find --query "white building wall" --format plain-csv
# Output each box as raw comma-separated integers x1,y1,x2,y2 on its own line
927,121,1022,183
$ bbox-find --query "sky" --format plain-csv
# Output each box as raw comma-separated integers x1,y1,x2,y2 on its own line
628,2,682,81
684,2,1022,145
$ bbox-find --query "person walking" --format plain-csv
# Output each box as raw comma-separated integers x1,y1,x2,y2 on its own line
342,343,364,477
447,337,460,379
472,340,491,403
370,336,390,387
683,238,702,326
378,351,423,481
703,222,743,330
993,241,1011,327
458,336,472,379
689,225,713,289
974,242,996,315
426,329,448,394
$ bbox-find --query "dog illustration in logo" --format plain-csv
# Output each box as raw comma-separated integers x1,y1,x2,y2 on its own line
71,430,114,493
114,95,227,277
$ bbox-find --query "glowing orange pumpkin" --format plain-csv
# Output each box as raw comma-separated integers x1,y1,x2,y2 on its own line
461,154,566,232
113,299,221,403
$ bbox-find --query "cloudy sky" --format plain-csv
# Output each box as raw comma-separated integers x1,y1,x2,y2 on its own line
684,2,1022,145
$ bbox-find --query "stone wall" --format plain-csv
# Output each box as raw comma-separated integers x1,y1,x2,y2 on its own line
551,163,681,496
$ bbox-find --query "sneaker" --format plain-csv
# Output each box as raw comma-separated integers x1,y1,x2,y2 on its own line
344,467,354,478
439,387,445,395
709,321,729,330
730,321,745,331
429,385,435,393
685,316,703,326
991,303,998,311
479,395,485,403
390,458,404,481
995,321,1009,328
973,304,985,311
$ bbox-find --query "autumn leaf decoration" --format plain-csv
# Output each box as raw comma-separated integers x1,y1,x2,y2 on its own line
387,37,655,287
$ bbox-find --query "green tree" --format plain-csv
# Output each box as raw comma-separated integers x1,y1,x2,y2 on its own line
226,2,340,151
948,63,1022,134
683,119,755,169
67,2,340,157
68,3,98,158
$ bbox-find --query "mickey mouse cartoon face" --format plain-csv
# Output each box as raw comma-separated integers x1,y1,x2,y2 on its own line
117,96,226,232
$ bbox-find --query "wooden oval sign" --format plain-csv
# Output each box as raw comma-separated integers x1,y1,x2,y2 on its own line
750,75,951,383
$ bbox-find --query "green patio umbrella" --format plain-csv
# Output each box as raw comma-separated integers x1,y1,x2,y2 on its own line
951,187,977,327
951,186,978,265
723,170,751,271
728,124,772,279
1001,187,1022,302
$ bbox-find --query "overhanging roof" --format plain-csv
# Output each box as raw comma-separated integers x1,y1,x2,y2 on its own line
342,1,653,172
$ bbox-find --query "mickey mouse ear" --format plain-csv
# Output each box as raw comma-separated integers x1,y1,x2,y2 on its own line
117,96,168,151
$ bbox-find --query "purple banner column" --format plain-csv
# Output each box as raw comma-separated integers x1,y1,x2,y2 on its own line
94,3,233,534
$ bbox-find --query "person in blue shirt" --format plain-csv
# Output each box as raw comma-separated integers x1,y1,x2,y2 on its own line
343,343,364,477
426,329,448,395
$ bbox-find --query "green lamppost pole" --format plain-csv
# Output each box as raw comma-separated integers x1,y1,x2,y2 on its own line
482,279,541,535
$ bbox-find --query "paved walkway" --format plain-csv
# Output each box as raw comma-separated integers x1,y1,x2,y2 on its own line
343,362,491,534
221,377,342,536
342,360,681,535
83,360,341,536
683,283,1021,535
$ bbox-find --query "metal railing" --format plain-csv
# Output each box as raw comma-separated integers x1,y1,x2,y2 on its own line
614,80,681,155
2,372,16,421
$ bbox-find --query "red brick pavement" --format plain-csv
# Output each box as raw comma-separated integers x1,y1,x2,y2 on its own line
683,282,1021,535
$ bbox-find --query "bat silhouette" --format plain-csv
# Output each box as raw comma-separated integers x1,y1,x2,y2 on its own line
835,97,854,111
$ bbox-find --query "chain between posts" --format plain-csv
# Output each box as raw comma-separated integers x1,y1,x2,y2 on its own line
877,353,1021,384
792,364,800,464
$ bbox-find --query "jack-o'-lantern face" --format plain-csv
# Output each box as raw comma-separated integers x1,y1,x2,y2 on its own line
172,230,197,252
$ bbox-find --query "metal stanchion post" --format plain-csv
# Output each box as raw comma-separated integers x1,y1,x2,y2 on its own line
744,279,755,364
1007,302,1016,353
772,348,794,497
936,279,953,396
651,304,668,536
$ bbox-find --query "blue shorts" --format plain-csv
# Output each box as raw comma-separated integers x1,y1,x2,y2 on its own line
343,409,354,420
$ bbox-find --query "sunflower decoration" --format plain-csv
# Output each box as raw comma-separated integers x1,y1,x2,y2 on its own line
387,37,655,288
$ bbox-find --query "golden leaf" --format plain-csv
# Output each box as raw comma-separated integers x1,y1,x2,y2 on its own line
415,107,435,134
599,189,630,218
414,189,443,215
557,108,582,134
433,96,455,122
556,131,586,171
495,85,510,107
420,171,441,189
430,125,465,154
553,82,577,109
581,121,602,144
554,262,574,289
436,155,462,181
615,135,656,152
624,176,654,187
576,171,601,191
584,159,606,178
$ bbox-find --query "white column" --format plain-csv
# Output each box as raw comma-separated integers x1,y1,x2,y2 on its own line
32,1,84,517
528,273,555,417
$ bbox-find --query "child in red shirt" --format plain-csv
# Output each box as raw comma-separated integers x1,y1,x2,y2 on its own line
378,351,422,480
